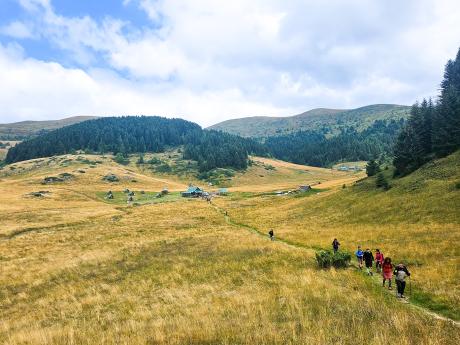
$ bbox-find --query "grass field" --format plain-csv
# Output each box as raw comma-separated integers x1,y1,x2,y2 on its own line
0,152,458,344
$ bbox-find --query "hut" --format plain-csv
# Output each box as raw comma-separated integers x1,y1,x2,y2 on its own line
218,188,228,196
181,186,204,198
299,185,311,192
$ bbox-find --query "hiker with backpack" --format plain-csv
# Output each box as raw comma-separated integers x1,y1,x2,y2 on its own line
355,246,364,270
332,238,340,253
382,257,393,289
268,229,274,241
394,263,411,298
375,249,384,273
363,248,374,275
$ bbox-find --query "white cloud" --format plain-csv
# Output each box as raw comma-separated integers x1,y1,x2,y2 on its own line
0,21,35,39
1,0,460,125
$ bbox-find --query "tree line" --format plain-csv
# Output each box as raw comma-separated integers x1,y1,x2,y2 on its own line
5,116,265,171
393,48,460,176
263,119,404,167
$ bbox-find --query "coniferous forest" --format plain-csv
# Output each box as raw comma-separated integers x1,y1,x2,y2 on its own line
5,116,265,171
393,48,460,176
264,119,404,167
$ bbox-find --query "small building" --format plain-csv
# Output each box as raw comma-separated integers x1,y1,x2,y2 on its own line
338,166,349,171
299,185,311,192
218,188,228,195
181,186,204,198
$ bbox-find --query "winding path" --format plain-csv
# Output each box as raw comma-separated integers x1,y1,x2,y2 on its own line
210,202,460,327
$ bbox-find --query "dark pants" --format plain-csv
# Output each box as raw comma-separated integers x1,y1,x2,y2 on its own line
396,280,406,296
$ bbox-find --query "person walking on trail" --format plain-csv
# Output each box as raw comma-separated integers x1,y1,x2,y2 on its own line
268,229,275,241
363,248,374,275
382,257,393,289
332,238,340,253
355,246,364,270
375,249,384,273
394,263,411,298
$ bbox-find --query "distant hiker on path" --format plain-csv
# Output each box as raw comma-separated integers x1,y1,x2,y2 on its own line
382,257,393,289
355,246,364,270
332,238,340,253
268,229,274,241
394,263,411,298
363,248,374,275
375,249,384,273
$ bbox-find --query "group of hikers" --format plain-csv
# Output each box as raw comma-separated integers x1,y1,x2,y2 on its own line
267,232,412,299
333,239,411,299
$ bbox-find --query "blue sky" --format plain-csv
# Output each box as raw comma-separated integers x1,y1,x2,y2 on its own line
0,0,459,126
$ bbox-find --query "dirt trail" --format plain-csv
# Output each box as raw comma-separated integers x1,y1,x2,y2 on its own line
211,202,460,328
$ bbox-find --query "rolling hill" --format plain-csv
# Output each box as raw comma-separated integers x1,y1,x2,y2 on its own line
0,116,98,140
208,104,410,137
0,150,458,344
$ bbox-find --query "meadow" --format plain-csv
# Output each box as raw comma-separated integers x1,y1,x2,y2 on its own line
0,152,458,344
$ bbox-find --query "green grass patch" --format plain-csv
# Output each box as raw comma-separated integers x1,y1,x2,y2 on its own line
96,191,183,205
411,289,460,321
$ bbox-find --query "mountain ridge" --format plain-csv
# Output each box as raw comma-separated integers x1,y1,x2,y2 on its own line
208,104,410,137
0,116,99,140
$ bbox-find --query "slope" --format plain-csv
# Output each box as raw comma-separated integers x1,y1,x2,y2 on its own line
0,153,458,344
208,104,410,137
215,150,460,320
0,116,98,140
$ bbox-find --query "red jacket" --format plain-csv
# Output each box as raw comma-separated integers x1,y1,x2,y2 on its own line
382,262,393,276
375,252,384,263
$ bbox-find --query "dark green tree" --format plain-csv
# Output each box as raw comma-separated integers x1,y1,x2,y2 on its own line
366,159,380,177
376,173,390,190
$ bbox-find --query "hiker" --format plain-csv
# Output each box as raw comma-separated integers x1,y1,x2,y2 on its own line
355,246,364,270
375,249,384,273
394,263,411,298
363,248,374,275
382,257,393,289
268,229,274,241
332,238,340,253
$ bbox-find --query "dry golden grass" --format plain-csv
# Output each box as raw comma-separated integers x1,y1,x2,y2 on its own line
215,152,460,319
0,153,458,344
229,156,364,192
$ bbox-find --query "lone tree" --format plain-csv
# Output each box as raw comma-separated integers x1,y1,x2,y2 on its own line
376,173,390,190
366,159,380,177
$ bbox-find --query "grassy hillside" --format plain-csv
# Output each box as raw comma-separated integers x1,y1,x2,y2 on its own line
0,116,97,140
215,151,460,320
0,152,458,344
209,104,410,137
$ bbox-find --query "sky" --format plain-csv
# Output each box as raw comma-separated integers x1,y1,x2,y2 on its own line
0,0,459,126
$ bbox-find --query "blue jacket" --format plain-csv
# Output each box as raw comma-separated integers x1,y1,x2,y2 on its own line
355,249,364,258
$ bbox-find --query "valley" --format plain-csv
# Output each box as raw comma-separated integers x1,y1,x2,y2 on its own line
0,151,458,344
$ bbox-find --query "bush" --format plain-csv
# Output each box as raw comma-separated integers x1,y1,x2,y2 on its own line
316,250,351,269
114,153,129,165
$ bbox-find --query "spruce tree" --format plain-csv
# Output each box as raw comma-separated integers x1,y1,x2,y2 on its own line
366,159,380,177
376,173,390,190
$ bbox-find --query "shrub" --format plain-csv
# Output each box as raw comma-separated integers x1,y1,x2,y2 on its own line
114,153,129,165
316,250,351,269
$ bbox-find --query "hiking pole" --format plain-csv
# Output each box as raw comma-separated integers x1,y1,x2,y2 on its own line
409,276,412,297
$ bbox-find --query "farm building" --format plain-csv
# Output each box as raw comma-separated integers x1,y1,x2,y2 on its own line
299,185,311,192
218,188,228,195
181,186,204,198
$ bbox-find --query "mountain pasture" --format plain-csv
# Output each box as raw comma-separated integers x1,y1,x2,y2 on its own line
0,153,459,344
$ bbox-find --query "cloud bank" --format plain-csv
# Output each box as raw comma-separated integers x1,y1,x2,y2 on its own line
0,0,459,126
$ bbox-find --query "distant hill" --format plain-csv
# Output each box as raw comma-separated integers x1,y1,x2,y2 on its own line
5,116,266,172
0,116,98,140
208,104,410,137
